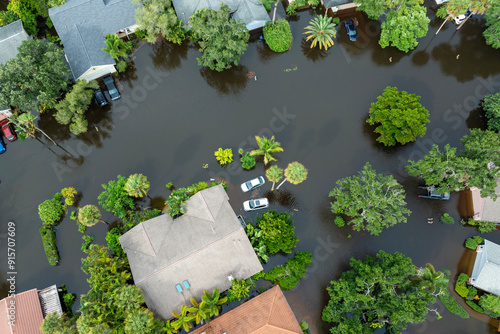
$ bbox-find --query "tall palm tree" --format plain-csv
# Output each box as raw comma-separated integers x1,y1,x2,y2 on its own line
276,162,308,190
124,173,150,198
171,305,195,332
200,288,228,317
435,0,471,35
78,205,107,226
413,263,450,295
250,135,283,165
456,0,494,30
266,165,283,191
102,34,131,61
303,15,337,50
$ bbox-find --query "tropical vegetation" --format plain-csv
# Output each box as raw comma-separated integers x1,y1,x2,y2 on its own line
483,92,500,131
303,15,339,50
124,173,150,198
276,161,308,190
39,225,60,266
214,148,233,165
239,149,256,169
250,135,283,165
266,165,283,191
465,236,484,249
164,181,225,217
264,251,313,290
484,2,500,48
76,205,106,227
102,34,133,72
263,19,292,52
39,193,65,225
98,175,136,219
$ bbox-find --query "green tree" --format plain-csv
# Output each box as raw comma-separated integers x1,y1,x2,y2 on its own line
254,210,298,254
190,5,249,71
479,294,500,318
132,0,185,44
276,161,308,190
266,165,283,191
98,175,136,219
227,278,256,302
484,2,500,48
303,15,338,50
355,0,398,19
7,0,39,34
78,205,107,227
124,308,155,333
200,288,227,317
187,297,208,324
460,129,500,167
0,39,70,111
240,150,256,169
0,10,20,27
250,135,284,165
40,313,77,334
214,148,233,165
456,0,494,30
102,34,132,73
61,187,77,206
483,92,500,131
322,251,441,333
171,305,195,332
54,80,99,135
330,162,411,236
263,19,292,52
124,173,150,198
367,86,430,146
264,251,313,290
39,194,64,225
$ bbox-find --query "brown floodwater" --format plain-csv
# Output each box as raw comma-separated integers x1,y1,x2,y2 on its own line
1,0,500,333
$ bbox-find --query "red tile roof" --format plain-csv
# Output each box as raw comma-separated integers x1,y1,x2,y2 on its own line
0,289,44,334
191,286,302,334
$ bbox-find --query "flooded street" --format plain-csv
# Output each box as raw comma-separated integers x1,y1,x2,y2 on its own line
1,1,500,333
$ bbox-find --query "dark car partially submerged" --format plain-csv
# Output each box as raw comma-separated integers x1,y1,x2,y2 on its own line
418,186,450,200
103,75,121,101
93,88,108,107
344,19,357,41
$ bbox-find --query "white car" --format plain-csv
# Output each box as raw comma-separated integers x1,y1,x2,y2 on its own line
240,176,265,192
243,198,269,211
454,10,471,25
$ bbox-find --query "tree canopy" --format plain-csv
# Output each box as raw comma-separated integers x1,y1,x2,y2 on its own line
254,210,298,254
0,39,71,111
322,251,444,334
189,5,249,71
330,162,411,236
132,0,184,44
98,175,136,219
250,135,284,165
484,2,500,48
367,86,430,146
38,194,65,225
483,92,500,131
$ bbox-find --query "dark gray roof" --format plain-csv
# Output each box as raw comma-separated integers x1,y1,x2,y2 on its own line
0,20,30,65
323,0,351,8
49,0,138,80
119,185,263,320
471,239,500,296
172,0,269,31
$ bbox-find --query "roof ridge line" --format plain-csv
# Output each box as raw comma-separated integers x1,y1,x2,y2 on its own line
74,25,93,67
265,285,279,326
142,223,157,257
0,31,23,44
136,227,241,284
199,191,215,221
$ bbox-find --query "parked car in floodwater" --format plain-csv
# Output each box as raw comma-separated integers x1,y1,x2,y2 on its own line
0,120,17,142
243,198,269,211
241,176,265,192
103,75,121,101
93,88,108,107
344,19,357,41
0,136,6,154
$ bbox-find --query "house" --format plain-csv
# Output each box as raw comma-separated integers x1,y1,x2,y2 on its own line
49,0,139,82
0,285,63,334
172,0,270,32
0,19,30,116
321,0,360,15
470,182,500,223
191,285,303,334
119,184,263,320
469,239,500,296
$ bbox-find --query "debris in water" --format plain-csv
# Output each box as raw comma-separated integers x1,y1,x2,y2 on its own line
284,66,298,72
247,71,255,79
389,57,392,62
428,218,433,224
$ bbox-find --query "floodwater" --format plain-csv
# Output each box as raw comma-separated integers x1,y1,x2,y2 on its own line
2,1,500,333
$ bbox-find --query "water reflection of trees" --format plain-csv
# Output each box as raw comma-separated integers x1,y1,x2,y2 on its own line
263,189,298,209
149,40,191,71
200,65,248,96
300,38,329,62
118,60,138,88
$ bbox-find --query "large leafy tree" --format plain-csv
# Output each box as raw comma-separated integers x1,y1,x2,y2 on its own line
483,92,500,131
40,313,77,334
276,162,308,190
322,251,443,334
250,135,284,165
133,0,185,44
189,5,249,72
54,80,99,135
98,175,136,219
124,173,150,198
0,39,71,111
330,162,411,236
379,3,430,52
484,2,500,48
254,210,298,254
303,15,338,50
366,86,430,146
355,0,393,19
436,0,471,35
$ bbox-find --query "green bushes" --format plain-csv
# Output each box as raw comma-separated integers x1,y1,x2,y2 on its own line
455,273,470,298
466,286,478,300
106,226,127,258
440,213,454,224
226,278,256,302
263,20,292,53
465,236,484,250
286,0,320,14
214,148,233,165
439,293,469,319
264,251,313,290
165,181,225,217
463,218,497,233
334,216,345,227
466,300,484,313
479,294,500,318
39,194,65,225
39,225,60,266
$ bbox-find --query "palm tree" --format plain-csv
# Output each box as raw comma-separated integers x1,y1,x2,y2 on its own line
413,263,450,295
188,297,208,325
102,34,131,61
303,15,337,50
266,165,283,191
78,205,107,227
171,305,195,332
125,173,150,198
435,0,470,35
250,135,283,165
200,288,228,317
163,320,178,334
276,162,308,190
456,0,493,30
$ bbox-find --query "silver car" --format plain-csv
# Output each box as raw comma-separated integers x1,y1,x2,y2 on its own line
243,198,269,211
240,176,265,192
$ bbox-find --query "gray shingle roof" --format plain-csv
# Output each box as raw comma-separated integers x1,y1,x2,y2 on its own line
323,0,351,8
172,0,269,31
0,20,30,65
49,0,138,80
119,185,263,320
471,239,500,296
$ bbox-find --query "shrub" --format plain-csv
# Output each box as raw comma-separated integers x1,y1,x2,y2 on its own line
255,210,298,254
166,182,173,189
81,235,94,252
63,293,76,316
165,181,225,217
39,225,60,266
455,273,470,298
264,251,313,290
258,0,275,11
227,278,256,302
466,300,484,313
466,286,478,300
39,196,65,225
440,213,455,224
439,293,469,319
263,20,292,53
479,294,500,318
334,216,345,227
466,218,497,233
483,92,500,132
241,152,256,169
106,226,127,258
286,0,320,14
465,236,484,250
252,270,265,280
299,321,311,334
214,148,233,165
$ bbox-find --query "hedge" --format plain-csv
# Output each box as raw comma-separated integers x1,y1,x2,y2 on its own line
465,236,484,250
264,251,312,290
39,225,60,266
466,300,484,313
455,273,469,298
263,20,292,53
439,293,469,319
